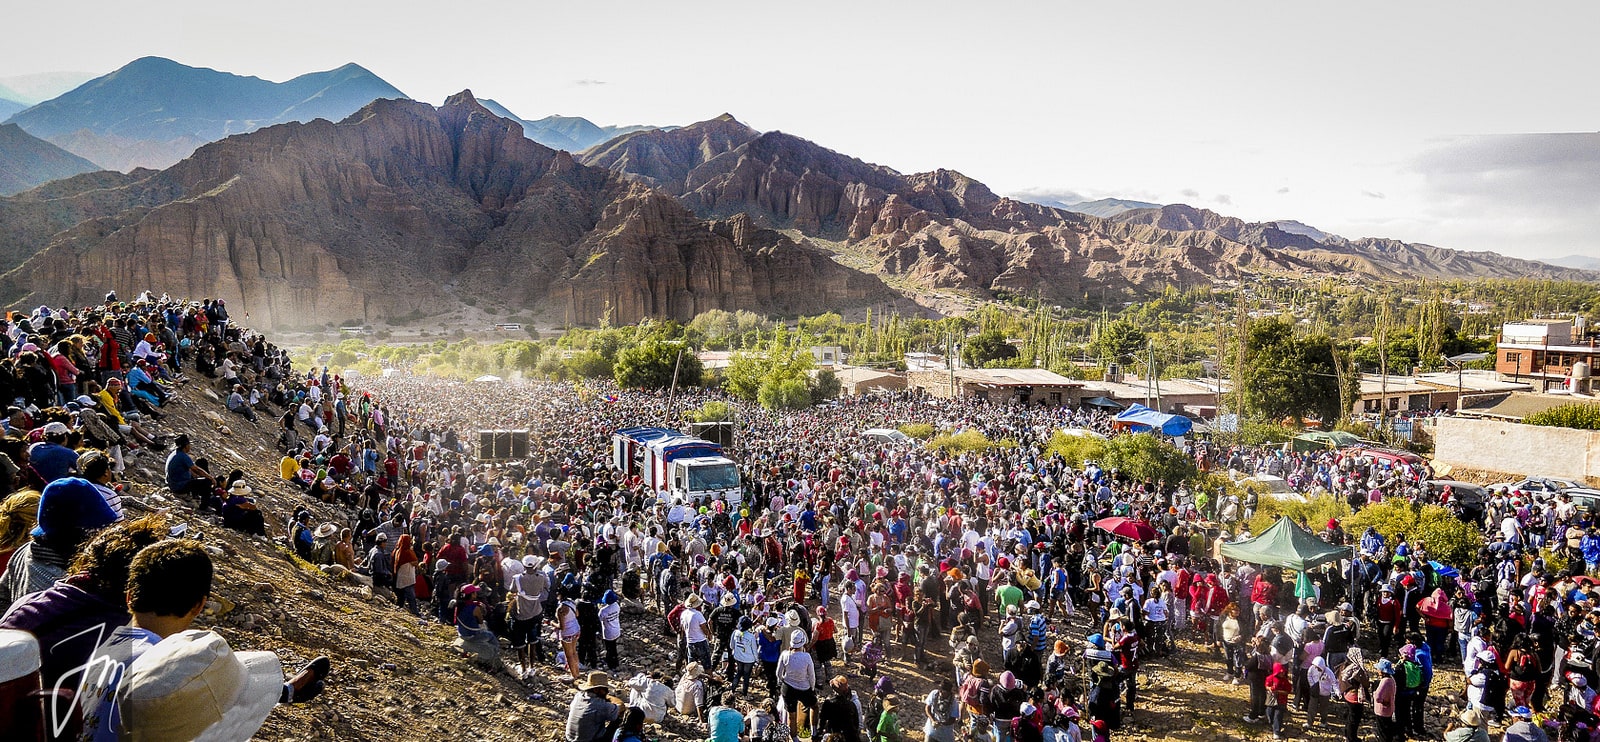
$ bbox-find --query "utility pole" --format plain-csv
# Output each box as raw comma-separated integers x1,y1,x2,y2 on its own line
1214,313,1225,417
666,346,685,427
1235,289,1248,419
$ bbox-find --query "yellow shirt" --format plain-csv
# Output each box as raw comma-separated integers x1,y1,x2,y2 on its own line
280,456,299,481
93,389,126,426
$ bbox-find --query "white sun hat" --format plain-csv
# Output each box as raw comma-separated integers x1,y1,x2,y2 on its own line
116,629,284,741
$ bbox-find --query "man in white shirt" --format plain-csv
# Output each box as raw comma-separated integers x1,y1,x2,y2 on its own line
682,594,711,671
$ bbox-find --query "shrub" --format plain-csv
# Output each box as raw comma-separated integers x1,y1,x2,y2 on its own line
1237,421,1296,447
1344,500,1483,565
1248,493,1352,536
926,430,1016,454
689,401,735,423
1525,403,1600,430
1045,431,1108,466
897,423,935,440
757,377,813,410
1102,433,1196,484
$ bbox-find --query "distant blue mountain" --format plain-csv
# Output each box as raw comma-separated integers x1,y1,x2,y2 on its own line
478,97,662,152
0,98,25,120
1010,192,1162,217
4,57,407,170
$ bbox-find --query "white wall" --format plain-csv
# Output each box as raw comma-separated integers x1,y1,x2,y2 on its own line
1434,416,1599,481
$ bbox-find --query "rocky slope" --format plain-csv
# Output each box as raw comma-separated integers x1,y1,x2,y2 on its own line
5,57,408,171
1107,203,1594,280
0,92,894,328
584,117,1600,304
0,123,98,195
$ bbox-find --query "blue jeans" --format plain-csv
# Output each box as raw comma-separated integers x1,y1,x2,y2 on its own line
733,660,753,693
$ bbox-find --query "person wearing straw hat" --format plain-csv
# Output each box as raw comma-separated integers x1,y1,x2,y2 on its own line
115,629,328,742
1444,707,1489,742
564,670,619,742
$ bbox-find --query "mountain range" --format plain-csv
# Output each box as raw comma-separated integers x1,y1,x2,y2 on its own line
0,62,1593,328
3,57,407,171
478,99,661,152
1011,194,1162,217
0,92,890,328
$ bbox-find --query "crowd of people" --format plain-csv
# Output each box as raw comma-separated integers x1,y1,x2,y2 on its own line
3,293,1596,742
262,365,1586,742
0,293,329,741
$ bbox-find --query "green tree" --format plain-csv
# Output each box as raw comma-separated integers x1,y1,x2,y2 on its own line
1102,433,1196,483
723,351,767,401
564,351,613,379
1243,318,1349,425
758,377,813,410
811,369,842,403
614,341,702,390
1090,318,1148,366
962,330,1018,367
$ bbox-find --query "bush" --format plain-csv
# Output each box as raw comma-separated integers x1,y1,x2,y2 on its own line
1237,421,1296,447
689,401,735,423
897,423,935,440
1344,500,1483,565
757,378,813,410
564,351,613,379
1525,403,1600,430
1045,431,1108,466
1248,493,1352,536
811,369,842,403
926,430,1017,454
1102,433,1196,484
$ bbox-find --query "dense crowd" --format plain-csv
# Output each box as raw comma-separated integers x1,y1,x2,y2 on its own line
3,295,1596,742
260,366,1585,742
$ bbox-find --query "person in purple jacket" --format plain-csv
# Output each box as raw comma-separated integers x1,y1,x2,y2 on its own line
0,515,167,718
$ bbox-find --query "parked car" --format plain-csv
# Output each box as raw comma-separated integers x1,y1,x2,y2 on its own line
1489,476,1582,495
860,428,911,444
1348,446,1425,468
1561,488,1600,513
1427,479,1488,522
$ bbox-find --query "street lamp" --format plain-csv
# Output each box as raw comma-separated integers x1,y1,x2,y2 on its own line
1443,352,1489,412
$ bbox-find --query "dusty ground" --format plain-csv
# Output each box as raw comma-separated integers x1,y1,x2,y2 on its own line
121,380,1486,741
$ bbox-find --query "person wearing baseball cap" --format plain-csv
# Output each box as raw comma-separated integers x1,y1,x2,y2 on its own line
26,421,78,483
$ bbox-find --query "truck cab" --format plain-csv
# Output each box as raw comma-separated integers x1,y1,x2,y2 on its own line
612,427,743,506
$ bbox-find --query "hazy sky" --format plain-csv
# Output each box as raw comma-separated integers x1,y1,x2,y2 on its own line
5,0,1597,259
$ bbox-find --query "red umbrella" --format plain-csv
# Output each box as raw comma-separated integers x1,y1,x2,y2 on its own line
1094,516,1159,542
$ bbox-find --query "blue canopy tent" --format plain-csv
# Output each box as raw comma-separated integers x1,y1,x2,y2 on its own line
1112,403,1194,436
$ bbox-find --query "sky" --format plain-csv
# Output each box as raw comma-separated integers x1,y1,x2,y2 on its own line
4,0,1597,260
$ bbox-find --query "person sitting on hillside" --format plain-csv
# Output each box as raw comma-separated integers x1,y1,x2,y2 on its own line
113,628,330,741
76,536,213,741
0,477,122,609
0,515,167,700
227,384,258,423
126,359,168,408
222,480,268,536
165,434,219,511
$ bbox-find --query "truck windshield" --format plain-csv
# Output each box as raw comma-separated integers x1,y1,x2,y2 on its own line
687,463,740,491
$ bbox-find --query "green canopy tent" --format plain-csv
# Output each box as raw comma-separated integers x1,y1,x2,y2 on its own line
1219,516,1352,571
1290,430,1361,452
